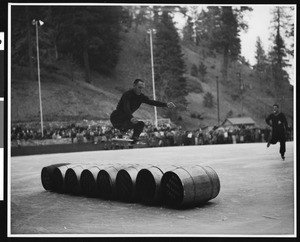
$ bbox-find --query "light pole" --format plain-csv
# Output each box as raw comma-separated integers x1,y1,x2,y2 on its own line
32,19,44,137
148,28,158,128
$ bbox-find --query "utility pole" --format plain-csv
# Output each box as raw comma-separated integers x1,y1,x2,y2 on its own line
237,72,243,116
216,76,220,125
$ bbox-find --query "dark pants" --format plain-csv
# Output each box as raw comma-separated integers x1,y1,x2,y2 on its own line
269,129,286,156
110,110,145,139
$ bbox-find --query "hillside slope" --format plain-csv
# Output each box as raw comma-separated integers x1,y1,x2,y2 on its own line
11,26,294,130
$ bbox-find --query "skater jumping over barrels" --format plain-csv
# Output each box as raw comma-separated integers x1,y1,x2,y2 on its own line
265,104,289,160
110,79,176,144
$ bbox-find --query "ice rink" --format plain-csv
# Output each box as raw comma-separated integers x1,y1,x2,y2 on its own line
9,141,295,237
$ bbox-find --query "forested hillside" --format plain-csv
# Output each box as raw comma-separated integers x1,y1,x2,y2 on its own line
10,5,294,130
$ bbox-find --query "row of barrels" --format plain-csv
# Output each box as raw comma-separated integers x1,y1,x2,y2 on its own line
41,163,221,208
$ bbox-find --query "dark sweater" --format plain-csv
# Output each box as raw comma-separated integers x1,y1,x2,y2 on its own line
265,112,288,133
116,89,167,119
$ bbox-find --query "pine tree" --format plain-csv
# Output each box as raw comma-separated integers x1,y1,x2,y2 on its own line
153,9,188,118
254,37,268,73
11,6,38,79
194,9,210,47
286,22,294,57
203,92,214,108
11,6,58,80
219,6,241,82
200,6,222,51
199,6,251,82
131,6,153,32
55,6,123,82
283,6,294,57
200,6,240,82
198,62,207,82
11,6,124,83
182,16,195,44
184,6,199,45
268,6,291,90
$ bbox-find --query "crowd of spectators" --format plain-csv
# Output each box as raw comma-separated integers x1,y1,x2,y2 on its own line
11,121,293,148
138,123,293,147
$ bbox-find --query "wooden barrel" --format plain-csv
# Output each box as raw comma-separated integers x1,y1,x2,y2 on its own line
41,163,70,191
80,164,112,197
96,164,134,199
65,164,99,195
161,165,220,208
197,165,220,201
136,165,178,204
116,164,149,202
52,164,80,193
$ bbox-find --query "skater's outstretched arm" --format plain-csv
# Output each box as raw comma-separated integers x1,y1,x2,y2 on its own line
141,95,167,107
141,95,176,109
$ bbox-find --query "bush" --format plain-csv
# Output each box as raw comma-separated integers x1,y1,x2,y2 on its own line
191,113,197,118
190,64,198,77
203,92,214,108
231,93,240,101
186,76,203,93
226,110,233,118
191,112,204,120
